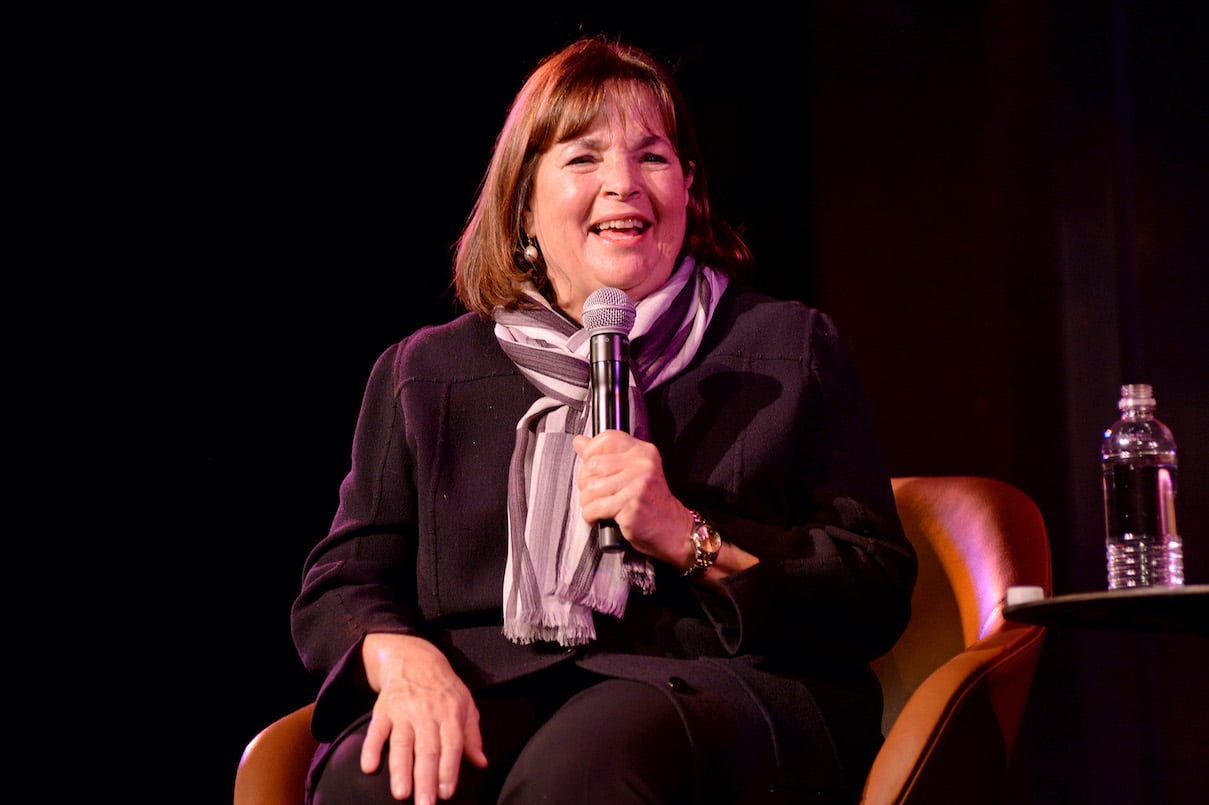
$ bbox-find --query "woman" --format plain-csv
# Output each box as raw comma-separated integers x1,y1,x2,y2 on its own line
292,35,917,804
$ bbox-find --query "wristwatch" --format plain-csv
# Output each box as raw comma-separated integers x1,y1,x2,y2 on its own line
682,509,722,578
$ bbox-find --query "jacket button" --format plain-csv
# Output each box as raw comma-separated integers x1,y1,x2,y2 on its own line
667,676,690,692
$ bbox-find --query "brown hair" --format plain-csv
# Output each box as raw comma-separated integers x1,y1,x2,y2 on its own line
453,35,754,318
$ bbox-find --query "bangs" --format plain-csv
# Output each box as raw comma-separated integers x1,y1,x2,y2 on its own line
540,78,679,151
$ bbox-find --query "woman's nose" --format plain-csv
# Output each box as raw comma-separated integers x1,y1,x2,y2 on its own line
601,158,640,199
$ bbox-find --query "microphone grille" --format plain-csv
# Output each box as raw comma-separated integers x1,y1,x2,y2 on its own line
582,287,636,336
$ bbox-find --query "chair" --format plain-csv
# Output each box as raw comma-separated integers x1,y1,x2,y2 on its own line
234,475,1051,805
234,702,317,805
860,475,1051,804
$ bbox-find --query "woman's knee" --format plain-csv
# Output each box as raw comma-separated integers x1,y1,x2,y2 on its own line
309,717,396,805
499,679,694,804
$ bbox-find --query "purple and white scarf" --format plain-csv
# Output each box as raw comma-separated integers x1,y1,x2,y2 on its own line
493,257,728,646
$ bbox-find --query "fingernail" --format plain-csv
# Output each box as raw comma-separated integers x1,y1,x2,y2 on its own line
439,783,454,799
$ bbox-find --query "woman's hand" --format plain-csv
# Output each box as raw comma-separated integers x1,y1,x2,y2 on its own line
573,430,695,570
360,633,487,803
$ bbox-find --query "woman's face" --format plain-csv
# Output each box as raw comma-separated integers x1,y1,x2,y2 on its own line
524,98,693,322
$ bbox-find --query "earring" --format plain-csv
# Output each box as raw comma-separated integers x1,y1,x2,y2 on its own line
523,241,540,263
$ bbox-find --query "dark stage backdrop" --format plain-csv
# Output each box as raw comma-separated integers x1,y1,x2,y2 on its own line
140,4,1206,802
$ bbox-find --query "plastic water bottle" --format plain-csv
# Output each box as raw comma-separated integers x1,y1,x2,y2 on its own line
1101,383,1182,589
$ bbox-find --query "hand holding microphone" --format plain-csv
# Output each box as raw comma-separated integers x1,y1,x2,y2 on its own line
582,287,637,553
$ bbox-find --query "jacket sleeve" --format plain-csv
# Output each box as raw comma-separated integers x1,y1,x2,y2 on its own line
289,342,426,735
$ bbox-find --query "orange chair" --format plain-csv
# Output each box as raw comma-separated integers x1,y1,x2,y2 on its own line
861,476,1051,804
234,475,1051,805
234,703,317,805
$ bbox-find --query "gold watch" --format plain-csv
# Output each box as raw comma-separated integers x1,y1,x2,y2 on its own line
682,509,722,578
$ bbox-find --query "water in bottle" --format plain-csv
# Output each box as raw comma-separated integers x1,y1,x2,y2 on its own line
1101,383,1182,589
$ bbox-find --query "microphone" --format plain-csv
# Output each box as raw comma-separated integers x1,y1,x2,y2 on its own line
582,287,637,553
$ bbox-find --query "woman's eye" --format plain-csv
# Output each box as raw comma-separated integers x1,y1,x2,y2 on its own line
566,154,595,166
642,153,670,164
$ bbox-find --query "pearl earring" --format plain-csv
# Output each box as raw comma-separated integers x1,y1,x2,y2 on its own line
524,243,539,263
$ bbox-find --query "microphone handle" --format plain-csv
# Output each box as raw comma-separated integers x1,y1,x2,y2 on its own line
590,333,629,553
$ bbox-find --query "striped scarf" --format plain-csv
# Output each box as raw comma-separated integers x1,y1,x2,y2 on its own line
493,257,728,646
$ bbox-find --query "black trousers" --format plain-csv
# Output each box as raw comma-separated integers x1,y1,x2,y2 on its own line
309,663,699,804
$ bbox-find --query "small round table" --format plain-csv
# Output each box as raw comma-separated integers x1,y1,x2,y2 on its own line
1003,583,1209,635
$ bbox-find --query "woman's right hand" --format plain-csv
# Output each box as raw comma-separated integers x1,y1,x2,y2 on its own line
360,633,488,803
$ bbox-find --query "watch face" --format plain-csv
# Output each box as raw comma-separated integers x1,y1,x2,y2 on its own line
696,523,722,555
684,513,720,577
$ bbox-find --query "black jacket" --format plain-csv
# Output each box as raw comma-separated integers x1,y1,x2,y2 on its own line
291,282,917,798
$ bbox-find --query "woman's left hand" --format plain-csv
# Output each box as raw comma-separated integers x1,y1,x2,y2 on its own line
573,430,693,569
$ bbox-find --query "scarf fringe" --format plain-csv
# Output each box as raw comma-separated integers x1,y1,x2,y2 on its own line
502,622,597,647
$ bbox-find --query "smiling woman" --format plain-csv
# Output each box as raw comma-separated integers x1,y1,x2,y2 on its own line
452,35,755,322
520,101,693,316
283,34,916,805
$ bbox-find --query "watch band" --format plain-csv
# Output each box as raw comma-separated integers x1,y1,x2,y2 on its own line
682,509,722,578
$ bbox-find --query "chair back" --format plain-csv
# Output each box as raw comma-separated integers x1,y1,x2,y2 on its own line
861,475,1052,804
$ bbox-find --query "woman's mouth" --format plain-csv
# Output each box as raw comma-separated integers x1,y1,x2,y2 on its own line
591,218,650,235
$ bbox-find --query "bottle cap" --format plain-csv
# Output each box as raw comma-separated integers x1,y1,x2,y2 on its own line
1006,585,1046,606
